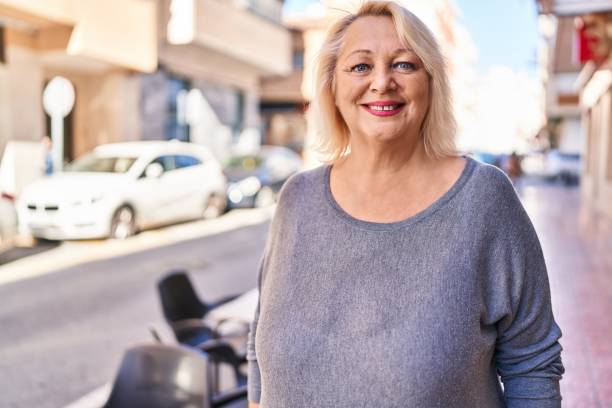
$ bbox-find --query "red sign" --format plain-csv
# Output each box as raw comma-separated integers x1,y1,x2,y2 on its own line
577,16,607,64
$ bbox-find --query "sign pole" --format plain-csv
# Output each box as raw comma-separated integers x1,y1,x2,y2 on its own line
51,114,64,172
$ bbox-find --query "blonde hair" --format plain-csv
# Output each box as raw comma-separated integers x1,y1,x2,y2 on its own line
311,1,457,162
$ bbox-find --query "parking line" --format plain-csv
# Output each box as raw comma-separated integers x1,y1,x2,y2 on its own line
0,207,273,286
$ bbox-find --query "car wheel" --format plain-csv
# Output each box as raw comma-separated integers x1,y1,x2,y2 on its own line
203,194,226,219
254,186,276,208
110,206,136,239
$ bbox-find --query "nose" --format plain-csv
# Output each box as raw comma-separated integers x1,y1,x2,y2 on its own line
370,67,396,94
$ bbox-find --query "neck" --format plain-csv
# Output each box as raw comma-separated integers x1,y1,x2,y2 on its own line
338,133,432,180
328,132,465,223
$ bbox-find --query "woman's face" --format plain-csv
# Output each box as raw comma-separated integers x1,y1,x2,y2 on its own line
334,16,430,145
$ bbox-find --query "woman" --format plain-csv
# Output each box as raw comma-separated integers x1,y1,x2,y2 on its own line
247,2,564,407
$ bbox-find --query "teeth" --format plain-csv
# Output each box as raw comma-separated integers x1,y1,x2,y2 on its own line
369,105,399,111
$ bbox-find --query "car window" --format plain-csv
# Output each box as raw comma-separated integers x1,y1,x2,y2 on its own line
66,154,137,173
151,155,176,172
225,155,262,171
174,155,202,169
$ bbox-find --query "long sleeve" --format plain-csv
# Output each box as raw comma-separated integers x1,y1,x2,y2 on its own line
246,173,299,404
492,190,564,407
247,256,264,403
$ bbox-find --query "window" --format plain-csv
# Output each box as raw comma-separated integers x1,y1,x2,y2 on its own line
167,76,190,141
244,0,282,23
198,82,246,137
174,154,201,169
292,51,304,70
151,155,176,172
66,155,137,173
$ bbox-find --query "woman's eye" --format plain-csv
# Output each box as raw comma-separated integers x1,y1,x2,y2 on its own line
350,63,371,73
393,61,416,71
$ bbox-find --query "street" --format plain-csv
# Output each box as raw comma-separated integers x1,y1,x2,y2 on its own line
0,180,611,408
0,214,269,408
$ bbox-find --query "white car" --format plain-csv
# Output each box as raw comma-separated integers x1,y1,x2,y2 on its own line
18,141,227,240
522,150,581,185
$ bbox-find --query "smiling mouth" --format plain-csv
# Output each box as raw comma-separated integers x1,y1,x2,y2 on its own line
368,104,401,111
362,103,405,116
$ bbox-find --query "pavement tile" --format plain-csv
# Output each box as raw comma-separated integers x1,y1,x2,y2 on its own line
593,365,612,388
584,334,612,357
561,392,600,408
562,378,596,398
519,182,612,406
560,340,585,359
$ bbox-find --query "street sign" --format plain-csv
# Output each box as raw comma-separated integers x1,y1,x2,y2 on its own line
43,76,75,118
42,76,75,173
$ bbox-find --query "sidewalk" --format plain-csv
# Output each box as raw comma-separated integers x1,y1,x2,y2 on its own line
519,181,612,407
0,207,273,286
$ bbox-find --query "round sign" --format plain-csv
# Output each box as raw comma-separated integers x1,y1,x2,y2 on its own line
43,76,75,117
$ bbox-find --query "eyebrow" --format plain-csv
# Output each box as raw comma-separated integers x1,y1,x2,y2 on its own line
346,48,415,57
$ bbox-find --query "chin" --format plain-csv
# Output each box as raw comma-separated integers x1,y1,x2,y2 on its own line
361,125,406,142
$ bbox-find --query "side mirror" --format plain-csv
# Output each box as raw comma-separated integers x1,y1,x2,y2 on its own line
145,162,164,178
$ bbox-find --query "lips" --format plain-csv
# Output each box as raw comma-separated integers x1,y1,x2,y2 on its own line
361,101,405,117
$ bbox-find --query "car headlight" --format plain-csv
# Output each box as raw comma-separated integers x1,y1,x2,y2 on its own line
228,186,244,204
237,176,261,197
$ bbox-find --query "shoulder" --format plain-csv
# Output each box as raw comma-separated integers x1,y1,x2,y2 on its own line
463,158,522,213
263,165,326,249
469,158,516,195
465,158,541,248
271,165,327,219
276,165,326,205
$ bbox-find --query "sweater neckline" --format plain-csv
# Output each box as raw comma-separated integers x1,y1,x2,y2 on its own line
323,156,476,231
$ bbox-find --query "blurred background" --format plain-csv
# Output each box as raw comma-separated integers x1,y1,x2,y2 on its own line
0,0,610,407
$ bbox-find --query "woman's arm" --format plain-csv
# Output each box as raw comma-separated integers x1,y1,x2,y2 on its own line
495,261,564,408
247,256,265,406
247,174,295,407
491,181,564,406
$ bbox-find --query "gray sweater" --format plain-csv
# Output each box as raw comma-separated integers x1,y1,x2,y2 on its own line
247,157,564,407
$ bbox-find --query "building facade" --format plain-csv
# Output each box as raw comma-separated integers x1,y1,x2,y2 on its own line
536,0,612,216
0,0,291,175
151,0,291,159
0,0,157,164
260,27,307,153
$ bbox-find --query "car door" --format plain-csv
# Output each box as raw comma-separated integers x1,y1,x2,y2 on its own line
169,154,210,220
133,155,180,227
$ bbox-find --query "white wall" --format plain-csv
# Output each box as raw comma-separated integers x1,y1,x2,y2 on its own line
6,46,45,144
559,116,583,153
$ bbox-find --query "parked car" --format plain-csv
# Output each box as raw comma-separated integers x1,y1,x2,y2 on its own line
0,193,17,251
470,151,505,169
224,146,302,208
17,141,227,240
522,150,581,185
546,150,580,185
